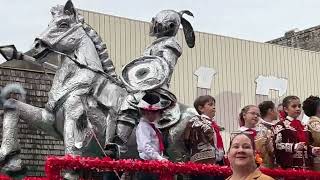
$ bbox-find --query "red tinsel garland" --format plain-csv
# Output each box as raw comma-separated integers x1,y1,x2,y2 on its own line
45,155,231,179
0,175,47,180
3,155,320,180
0,175,10,180
45,155,320,180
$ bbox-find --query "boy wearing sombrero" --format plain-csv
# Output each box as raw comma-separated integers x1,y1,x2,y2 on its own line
135,92,170,180
136,92,171,161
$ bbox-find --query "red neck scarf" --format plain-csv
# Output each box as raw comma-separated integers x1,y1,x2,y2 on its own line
279,111,287,121
149,123,165,152
290,119,307,142
211,120,224,149
246,128,257,139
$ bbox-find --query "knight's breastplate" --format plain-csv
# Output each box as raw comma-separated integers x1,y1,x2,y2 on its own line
143,37,180,87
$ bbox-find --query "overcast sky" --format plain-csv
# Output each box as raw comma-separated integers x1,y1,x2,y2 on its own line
1,0,320,54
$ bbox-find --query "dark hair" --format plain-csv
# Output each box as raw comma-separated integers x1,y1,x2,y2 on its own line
239,105,256,126
282,95,300,108
193,95,215,114
258,101,275,118
303,96,320,117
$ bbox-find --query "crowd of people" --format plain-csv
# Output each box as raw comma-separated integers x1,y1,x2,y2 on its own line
134,93,320,179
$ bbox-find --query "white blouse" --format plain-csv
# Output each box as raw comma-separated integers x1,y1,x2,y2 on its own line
136,118,166,160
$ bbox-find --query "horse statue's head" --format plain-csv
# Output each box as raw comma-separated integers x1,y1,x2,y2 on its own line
32,0,85,59
29,0,116,77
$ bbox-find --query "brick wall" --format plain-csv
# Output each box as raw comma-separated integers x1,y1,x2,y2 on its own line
267,25,320,52
0,67,64,176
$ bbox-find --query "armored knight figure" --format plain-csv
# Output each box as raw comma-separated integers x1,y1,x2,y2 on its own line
110,9,196,155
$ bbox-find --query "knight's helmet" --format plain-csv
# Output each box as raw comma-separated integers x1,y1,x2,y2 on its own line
150,10,195,48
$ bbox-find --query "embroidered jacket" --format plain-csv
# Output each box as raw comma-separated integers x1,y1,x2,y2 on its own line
256,119,276,168
307,116,320,171
184,115,223,163
274,116,313,169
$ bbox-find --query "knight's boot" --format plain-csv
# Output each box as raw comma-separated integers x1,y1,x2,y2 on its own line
108,110,138,158
113,121,135,155
0,107,20,165
2,154,27,177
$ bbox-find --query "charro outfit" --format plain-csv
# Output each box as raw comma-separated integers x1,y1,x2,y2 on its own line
255,119,276,168
136,118,166,161
274,116,313,169
307,116,320,171
184,114,224,180
135,93,170,180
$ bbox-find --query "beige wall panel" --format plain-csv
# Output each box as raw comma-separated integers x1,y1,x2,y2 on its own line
79,9,320,149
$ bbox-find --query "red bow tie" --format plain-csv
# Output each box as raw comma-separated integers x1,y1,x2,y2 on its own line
247,128,257,138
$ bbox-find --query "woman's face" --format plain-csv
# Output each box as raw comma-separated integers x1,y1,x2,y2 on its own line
228,134,255,168
243,106,260,128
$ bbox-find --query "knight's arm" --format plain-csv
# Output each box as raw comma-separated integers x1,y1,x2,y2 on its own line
161,40,182,67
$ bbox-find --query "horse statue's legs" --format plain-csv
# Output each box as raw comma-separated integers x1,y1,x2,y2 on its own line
0,98,57,174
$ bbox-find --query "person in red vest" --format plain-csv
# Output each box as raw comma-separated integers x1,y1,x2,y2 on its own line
135,92,171,180
274,95,320,173
184,95,224,180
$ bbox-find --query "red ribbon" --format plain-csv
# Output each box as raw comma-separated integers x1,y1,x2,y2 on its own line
149,123,165,153
279,111,287,121
211,120,224,149
290,119,307,142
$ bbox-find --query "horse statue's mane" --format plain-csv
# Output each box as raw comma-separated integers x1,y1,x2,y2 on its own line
82,22,117,77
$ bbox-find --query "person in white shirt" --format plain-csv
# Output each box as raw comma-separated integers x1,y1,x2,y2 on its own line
135,92,171,180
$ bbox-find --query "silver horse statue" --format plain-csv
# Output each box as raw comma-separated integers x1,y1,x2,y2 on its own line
0,1,126,178
0,0,197,178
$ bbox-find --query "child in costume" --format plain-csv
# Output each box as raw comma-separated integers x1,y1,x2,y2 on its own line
274,95,320,171
136,92,170,180
184,95,224,180
302,96,320,171
256,101,278,168
238,105,260,139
